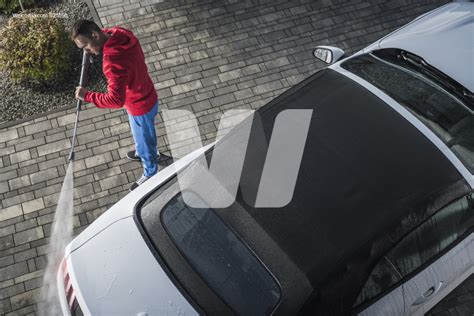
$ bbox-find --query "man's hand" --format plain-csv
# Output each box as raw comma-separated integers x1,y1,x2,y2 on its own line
75,86,88,101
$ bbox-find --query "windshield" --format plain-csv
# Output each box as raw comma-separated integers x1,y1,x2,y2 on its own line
341,50,474,174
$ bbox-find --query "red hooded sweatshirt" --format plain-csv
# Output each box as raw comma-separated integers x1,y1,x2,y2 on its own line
84,27,158,116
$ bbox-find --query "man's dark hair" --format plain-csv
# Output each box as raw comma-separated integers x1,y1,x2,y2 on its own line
71,20,101,40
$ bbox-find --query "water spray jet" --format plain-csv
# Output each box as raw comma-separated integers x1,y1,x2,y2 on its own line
39,49,92,316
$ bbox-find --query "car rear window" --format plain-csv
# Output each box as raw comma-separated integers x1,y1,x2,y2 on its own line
160,190,281,315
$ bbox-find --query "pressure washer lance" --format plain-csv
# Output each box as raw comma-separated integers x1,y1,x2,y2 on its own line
68,50,92,161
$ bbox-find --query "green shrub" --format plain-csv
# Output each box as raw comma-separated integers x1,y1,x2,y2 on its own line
0,13,72,83
0,0,35,15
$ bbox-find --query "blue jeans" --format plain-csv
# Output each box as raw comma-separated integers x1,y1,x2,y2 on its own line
128,101,159,177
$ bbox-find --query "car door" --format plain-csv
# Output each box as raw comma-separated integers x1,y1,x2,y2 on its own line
401,234,474,315
354,192,474,315
386,193,474,315
426,271,474,315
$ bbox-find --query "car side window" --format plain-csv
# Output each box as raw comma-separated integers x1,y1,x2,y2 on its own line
353,256,402,307
354,193,474,308
386,194,473,276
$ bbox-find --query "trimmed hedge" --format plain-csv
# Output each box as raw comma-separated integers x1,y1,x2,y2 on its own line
0,13,73,83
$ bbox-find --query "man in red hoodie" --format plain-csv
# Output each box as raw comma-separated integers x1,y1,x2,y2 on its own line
71,20,158,191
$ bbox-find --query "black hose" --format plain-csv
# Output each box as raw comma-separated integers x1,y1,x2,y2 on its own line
68,50,92,161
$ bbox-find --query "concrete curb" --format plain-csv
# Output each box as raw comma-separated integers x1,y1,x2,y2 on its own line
0,104,76,130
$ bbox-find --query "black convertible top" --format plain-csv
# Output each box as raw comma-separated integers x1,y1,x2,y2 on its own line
136,68,470,316
211,68,469,314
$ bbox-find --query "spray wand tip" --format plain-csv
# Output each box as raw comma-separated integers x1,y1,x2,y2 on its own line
68,151,75,161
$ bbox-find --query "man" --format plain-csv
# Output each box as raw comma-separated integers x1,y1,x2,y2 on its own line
71,19,159,191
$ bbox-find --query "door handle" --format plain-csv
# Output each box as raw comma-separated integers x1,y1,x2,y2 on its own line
411,281,444,306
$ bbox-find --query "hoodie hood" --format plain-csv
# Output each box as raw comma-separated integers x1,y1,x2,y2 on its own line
102,27,138,56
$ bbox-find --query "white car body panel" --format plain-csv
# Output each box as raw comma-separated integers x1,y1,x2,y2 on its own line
361,2,474,92
402,233,474,315
358,286,405,316
67,217,199,316
59,144,212,315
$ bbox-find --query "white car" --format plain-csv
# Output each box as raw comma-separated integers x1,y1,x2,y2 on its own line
57,2,474,315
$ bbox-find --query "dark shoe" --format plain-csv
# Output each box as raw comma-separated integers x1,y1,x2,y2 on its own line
129,174,151,191
126,150,141,161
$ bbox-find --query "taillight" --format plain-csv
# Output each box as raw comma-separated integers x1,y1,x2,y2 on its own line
61,260,84,316
62,260,75,308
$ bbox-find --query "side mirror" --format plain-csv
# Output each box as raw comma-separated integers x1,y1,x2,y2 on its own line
313,46,345,64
